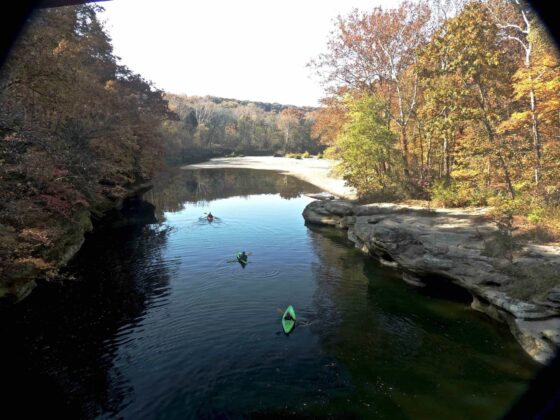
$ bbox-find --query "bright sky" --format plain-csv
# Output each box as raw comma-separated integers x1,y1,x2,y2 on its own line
99,0,404,107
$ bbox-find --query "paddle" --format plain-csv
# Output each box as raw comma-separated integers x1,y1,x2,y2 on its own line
235,250,253,256
226,259,253,264
227,252,253,264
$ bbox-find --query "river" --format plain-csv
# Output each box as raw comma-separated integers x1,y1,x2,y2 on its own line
0,168,538,418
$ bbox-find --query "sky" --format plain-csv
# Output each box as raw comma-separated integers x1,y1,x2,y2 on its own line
98,0,404,107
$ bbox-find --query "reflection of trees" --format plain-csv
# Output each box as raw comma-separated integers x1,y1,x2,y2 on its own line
305,224,537,419
305,224,356,337
0,224,172,418
145,168,321,219
306,222,433,366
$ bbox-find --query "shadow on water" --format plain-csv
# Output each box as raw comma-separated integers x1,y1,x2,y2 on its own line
299,223,538,419
0,168,540,419
0,224,173,418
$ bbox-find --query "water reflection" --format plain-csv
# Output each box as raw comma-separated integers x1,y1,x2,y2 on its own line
0,224,173,417
304,223,537,418
0,169,538,419
145,168,321,220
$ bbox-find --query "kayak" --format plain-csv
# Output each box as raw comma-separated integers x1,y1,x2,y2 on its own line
236,252,248,264
282,305,296,334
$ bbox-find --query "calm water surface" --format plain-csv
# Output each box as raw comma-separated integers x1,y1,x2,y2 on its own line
1,169,537,418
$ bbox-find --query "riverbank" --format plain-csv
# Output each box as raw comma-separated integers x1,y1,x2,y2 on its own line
303,199,560,364
0,182,155,305
2,169,536,418
182,156,357,200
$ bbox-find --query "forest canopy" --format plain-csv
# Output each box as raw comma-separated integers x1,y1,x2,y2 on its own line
309,0,560,235
0,4,172,291
163,94,321,163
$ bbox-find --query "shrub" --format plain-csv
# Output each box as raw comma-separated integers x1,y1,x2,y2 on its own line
429,179,493,207
302,151,311,158
429,180,465,207
527,207,545,224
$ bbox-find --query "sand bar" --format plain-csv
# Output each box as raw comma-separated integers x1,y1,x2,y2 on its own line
182,156,357,199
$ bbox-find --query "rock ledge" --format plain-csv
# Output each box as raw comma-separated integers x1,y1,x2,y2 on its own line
303,199,560,364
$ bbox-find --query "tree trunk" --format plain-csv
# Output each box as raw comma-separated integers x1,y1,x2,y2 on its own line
427,134,432,174
443,136,450,179
529,86,542,186
400,125,410,179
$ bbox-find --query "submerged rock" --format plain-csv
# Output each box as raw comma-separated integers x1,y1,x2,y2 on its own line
303,199,560,364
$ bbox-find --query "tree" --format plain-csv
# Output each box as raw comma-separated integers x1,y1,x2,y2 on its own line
332,93,399,196
489,0,545,186
493,0,560,189
310,96,347,146
419,3,517,197
0,4,173,293
310,1,431,181
277,108,304,152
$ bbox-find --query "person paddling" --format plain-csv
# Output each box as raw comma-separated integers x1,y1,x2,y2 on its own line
207,212,214,222
238,251,248,263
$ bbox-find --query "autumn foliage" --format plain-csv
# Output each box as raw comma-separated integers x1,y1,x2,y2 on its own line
163,94,321,162
310,0,560,234
0,5,172,290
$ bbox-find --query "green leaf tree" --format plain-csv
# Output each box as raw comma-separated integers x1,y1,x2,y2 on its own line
333,93,400,196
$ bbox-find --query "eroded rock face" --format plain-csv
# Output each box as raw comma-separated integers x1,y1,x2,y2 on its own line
0,184,155,305
303,199,560,364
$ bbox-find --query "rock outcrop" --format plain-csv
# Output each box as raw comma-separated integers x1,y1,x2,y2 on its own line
0,183,155,305
303,199,560,364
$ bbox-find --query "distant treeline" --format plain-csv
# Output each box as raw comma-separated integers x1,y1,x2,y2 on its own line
163,94,323,163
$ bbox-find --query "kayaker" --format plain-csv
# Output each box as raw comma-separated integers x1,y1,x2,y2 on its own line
238,251,248,263
207,212,214,221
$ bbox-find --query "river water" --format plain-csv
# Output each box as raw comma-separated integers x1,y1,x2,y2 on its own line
0,169,537,418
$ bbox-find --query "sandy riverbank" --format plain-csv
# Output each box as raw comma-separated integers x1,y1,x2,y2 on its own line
182,156,357,199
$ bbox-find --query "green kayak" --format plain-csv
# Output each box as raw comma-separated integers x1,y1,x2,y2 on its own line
236,252,248,264
282,305,296,334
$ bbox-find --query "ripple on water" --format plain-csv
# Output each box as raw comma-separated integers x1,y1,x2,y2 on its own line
0,171,538,420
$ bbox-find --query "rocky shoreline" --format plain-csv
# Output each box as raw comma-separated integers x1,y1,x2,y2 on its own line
303,198,560,364
0,183,155,305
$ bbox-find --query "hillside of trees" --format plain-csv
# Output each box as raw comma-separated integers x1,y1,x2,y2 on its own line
310,0,560,237
0,4,325,301
163,94,322,163
0,4,172,299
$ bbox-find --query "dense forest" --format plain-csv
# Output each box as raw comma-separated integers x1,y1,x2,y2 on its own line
310,0,560,236
163,94,321,163
0,5,173,298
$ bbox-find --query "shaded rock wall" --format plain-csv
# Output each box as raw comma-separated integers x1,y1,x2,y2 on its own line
303,199,560,364
0,183,155,305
